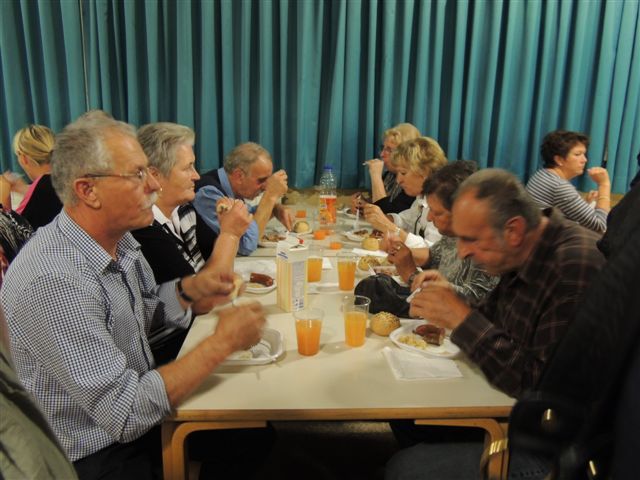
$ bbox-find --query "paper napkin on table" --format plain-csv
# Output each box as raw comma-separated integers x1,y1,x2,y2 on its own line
352,248,387,257
382,347,462,380
322,258,332,269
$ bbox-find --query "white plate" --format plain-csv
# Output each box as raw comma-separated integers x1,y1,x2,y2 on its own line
389,323,460,359
343,229,371,242
258,233,287,247
244,281,277,294
222,328,284,365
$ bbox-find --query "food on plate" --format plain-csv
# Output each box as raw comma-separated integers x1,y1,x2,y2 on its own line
249,273,274,287
397,334,428,350
293,220,311,233
370,311,400,336
413,324,445,346
351,229,370,237
262,232,287,243
362,237,379,251
372,265,397,276
370,230,384,239
357,255,391,270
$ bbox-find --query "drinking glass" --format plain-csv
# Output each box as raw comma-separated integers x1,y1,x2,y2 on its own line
293,308,324,356
342,295,370,347
336,252,357,290
307,245,323,282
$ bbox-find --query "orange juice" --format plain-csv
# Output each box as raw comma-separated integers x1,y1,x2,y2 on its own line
319,194,337,225
344,311,367,347
295,319,322,355
337,259,356,290
329,241,343,250
295,209,307,218
307,257,323,282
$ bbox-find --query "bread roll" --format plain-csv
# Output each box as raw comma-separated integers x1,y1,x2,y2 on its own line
361,237,379,251
371,311,400,336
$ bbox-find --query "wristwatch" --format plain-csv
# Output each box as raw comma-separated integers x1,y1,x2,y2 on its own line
176,276,195,303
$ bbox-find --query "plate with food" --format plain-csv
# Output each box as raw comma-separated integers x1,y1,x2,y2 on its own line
389,321,460,358
343,228,372,242
259,231,288,247
244,272,277,294
222,328,284,365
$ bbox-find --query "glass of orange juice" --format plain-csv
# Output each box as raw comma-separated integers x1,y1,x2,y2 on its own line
293,308,324,356
307,245,323,282
337,252,357,290
342,295,370,347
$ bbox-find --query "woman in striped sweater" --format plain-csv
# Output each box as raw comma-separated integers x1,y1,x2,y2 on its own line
526,130,610,233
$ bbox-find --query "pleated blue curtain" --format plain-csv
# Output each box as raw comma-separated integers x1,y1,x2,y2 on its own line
1,0,638,192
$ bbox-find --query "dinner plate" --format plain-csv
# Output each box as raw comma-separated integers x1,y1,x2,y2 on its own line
343,229,371,242
244,281,277,294
258,233,287,247
221,328,284,365
389,323,460,359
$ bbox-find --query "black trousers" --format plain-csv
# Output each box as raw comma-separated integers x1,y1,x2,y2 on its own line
74,424,275,480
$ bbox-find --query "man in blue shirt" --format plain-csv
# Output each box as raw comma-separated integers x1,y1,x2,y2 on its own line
194,142,294,255
0,112,267,479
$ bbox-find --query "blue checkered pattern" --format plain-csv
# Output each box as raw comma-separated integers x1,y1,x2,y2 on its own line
0,210,191,461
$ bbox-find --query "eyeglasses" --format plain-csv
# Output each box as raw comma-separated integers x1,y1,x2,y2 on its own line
82,167,149,182
380,144,395,154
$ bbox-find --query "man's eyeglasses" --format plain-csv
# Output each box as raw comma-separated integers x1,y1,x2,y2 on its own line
82,167,149,182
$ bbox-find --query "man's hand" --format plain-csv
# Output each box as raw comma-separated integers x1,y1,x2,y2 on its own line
212,301,266,354
264,170,288,199
350,192,364,213
218,198,252,237
409,280,471,330
363,204,394,231
273,204,294,231
181,270,236,308
386,241,416,280
411,269,446,291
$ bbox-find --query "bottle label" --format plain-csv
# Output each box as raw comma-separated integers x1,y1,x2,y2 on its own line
319,194,337,225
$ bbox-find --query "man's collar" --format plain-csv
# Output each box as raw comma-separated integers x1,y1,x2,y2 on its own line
58,210,142,273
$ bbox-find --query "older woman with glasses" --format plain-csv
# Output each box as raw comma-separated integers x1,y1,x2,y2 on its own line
351,122,421,214
132,122,252,363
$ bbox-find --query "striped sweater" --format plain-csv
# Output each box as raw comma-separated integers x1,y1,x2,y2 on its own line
526,169,607,233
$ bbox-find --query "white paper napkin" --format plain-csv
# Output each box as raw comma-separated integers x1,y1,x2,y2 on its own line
352,248,387,257
382,347,462,380
322,258,332,269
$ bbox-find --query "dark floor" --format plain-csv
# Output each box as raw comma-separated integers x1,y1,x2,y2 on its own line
258,421,400,480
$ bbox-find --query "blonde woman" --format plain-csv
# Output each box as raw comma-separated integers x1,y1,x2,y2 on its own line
1,125,61,229
362,136,447,248
352,122,421,214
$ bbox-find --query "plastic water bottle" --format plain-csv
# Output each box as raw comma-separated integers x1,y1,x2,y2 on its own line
318,166,337,226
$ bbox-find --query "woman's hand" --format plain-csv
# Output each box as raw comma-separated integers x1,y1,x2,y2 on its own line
587,167,610,186
363,204,394,231
386,241,416,281
218,199,252,237
365,159,384,179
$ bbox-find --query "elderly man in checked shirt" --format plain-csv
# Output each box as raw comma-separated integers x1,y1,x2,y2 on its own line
0,112,267,479
386,169,606,479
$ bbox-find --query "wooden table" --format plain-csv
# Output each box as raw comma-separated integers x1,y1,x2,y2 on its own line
162,224,514,479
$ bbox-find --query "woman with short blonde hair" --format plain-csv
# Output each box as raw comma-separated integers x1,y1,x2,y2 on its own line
363,136,447,248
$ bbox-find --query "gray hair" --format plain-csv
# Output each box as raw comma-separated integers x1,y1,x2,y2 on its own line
223,142,271,174
51,111,136,205
137,123,195,176
454,168,542,232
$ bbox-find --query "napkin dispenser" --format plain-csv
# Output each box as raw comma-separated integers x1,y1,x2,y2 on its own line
276,242,308,312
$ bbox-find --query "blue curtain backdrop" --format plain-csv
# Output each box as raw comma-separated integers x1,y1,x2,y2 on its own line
1,0,638,193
